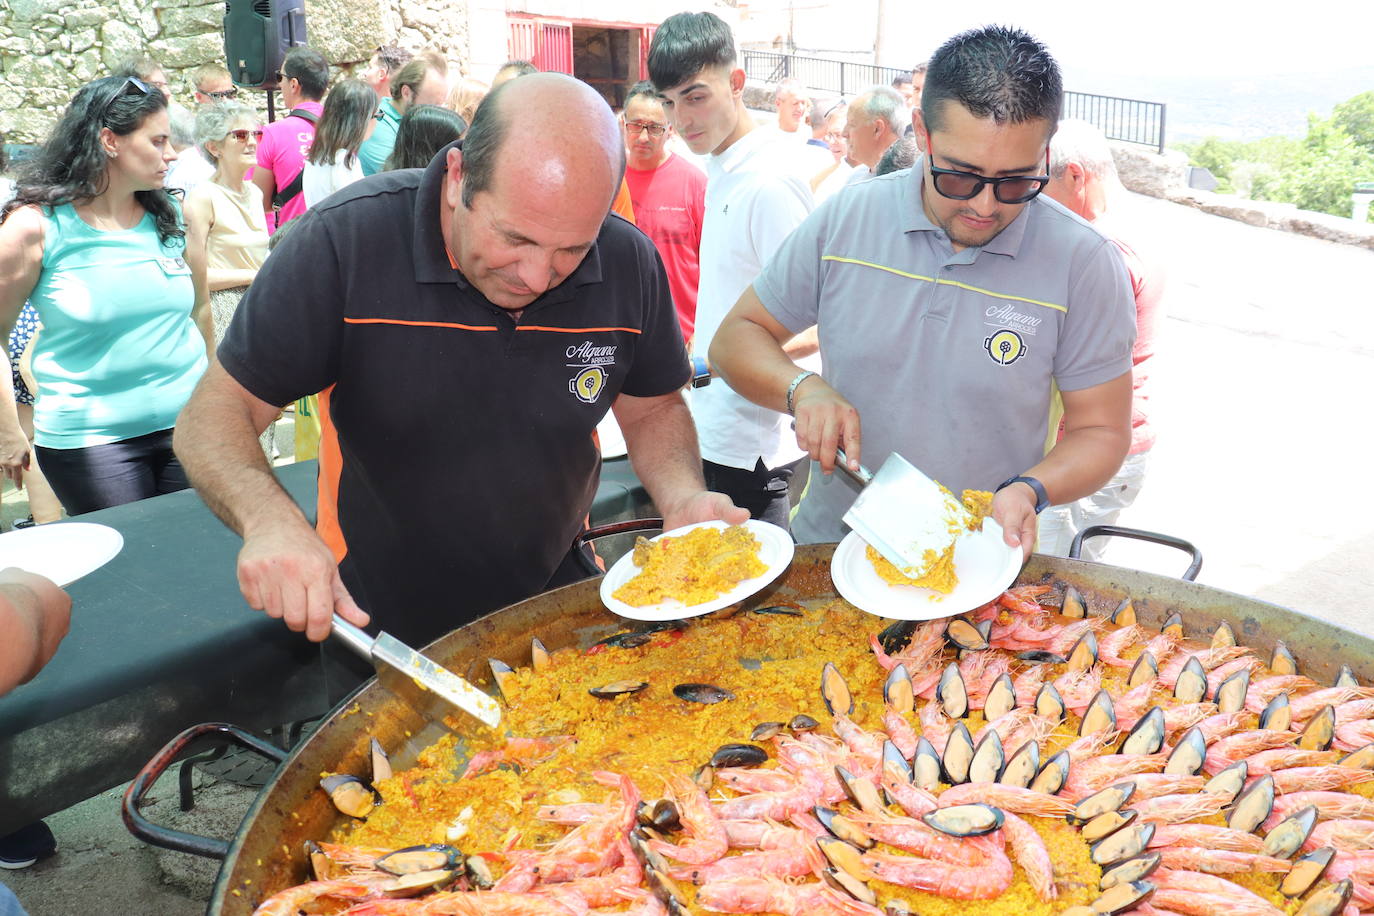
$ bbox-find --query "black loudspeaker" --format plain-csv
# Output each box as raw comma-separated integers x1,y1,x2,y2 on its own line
224,0,307,90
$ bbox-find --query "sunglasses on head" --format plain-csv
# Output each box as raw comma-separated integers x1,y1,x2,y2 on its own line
102,76,153,120
926,147,1050,205
225,128,264,142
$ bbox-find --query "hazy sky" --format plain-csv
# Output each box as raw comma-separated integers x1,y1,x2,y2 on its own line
777,0,1374,78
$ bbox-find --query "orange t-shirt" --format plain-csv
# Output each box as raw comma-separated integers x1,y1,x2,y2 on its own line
612,177,636,225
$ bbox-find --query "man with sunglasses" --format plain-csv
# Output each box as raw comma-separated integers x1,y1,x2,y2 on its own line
622,81,706,343
252,47,329,232
709,25,1137,557
192,63,238,106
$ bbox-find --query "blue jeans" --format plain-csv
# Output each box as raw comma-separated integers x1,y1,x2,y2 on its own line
0,884,28,916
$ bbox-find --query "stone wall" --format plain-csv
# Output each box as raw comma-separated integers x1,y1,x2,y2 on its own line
0,0,470,144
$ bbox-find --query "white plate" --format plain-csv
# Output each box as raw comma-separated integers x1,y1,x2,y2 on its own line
830,521,1023,620
596,412,627,459
600,519,795,621
0,522,124,587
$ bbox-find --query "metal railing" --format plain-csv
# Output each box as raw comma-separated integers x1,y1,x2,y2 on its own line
742,49,1168,153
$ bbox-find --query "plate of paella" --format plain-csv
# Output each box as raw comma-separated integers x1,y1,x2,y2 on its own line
831,519,1024,620
599,519,795,622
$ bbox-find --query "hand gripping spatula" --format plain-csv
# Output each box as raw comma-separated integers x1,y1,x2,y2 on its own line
837,449,972,574
331,615,502,729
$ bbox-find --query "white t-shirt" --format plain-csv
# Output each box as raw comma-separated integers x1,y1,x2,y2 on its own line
164,150,215,197
692,126,816,472
303,149,365,208
813,160,857,205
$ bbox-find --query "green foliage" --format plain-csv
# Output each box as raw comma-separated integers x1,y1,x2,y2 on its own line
1180,91,1374,220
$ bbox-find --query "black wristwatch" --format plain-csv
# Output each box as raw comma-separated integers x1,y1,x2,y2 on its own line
996,475,1050,514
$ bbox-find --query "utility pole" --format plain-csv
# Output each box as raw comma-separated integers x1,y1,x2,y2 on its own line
873,0,885,65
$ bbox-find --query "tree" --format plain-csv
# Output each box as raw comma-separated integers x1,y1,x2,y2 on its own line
1333,90,1374,154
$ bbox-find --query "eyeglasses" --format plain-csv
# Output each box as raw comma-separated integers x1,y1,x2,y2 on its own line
206,88,239,100
373,108,385,121
102,76,153,120
225,128,264,142
625,120,667,137
927,148,1049,205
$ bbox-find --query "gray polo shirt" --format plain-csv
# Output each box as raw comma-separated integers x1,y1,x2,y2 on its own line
755,168,1135,544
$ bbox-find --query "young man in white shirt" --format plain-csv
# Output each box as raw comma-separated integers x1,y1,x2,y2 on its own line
648,12,818,529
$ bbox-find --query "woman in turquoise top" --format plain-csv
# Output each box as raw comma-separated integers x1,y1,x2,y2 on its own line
0,75,211,514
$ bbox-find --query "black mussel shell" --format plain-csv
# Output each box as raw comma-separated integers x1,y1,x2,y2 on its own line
815,805,876,849
921,803,1005,837
1341,742,1374,770
1069,781,1136,826
1295,879,1354,916
488,658,516,698
1202,760,1248,802
370,737,393,783
673,683,734,704
751,721,786,741
1079,688,1117,737
1035,682,1067,723
1126,650,1158,690
1111,599,1138,627
941,721,975,785
592,680,650,699
1300,705,1337,751
320,774,378,819
882,740,913,784
1173,656,1208,704
1259,693,1292,731
1099,851,1162,891
375,844,463,877
1066,631,1099,672
708,743,769,769
600,632,653,649
1211,620,1236,649
1263,804,1318,859
1061,585,1087,619
1091,880,1156,914
913,737,942,791
752,603,804,616
945,617,989,651
877,619,918,655
1160,612,1184,638
530,637,551,672
464,855,495,890
835,765,884,814
789,713,821,732
1089,822,1155,867
1029,750,1071,796
1164,726,1207,776
1271,642,1299,676
1281,846,1336,898
999,740,1039,789
1120,706,1166,756
1214,668,1251,714
968,730,1005,784
883,664,915,714
821,662,854,717
690,764,715,792
1017,650,1068,665
937,662,969,719
817,836,874,882
1227,773,1275,834
1335,665,1359,688
646,864,690,913
821,864,877,905
649,798,683,833
1082,808,1138,844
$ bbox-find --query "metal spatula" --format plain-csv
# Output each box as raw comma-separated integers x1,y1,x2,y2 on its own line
837,449,972,574
331,616,502,729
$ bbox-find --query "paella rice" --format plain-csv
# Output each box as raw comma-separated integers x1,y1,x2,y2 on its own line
864,489,994,593
612,524,767,608
257,584,1374,916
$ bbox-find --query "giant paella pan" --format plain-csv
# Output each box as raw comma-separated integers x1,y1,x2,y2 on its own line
125,525,1374,916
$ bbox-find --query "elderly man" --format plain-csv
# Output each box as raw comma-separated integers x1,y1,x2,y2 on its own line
843,85,907,177
709,26,1136,558
358,51,449,175
174,74,743,646
1037,119,1164,561
773,78,810,140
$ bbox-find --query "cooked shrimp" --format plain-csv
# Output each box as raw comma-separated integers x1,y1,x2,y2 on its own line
1012,664,1047,708
1335,697,1374,725
1047,618,1108,657
883,706,918,761
549,838,643,907
1131,773,1206,800
1156,847,1291,875
1305,818,1374,853
1063,753,1168,800
1335,719,1374,752
672,828,824,884
535,803,604,825
369,891,585,916
1002,811,1056,901
537,771,640,883
1244,748,1339,775
461,735,576,778
959,650,1012,709
1263,791,1374,830
1132,791,1230,824
997,585,1053,617
1244,675,1319,714
1202,729,1295,775
1158,646,1250,684
1193,711,1250,745
1291,687,1374,725
938,782,1075,817
1142,631,1182,666
1053,666,1104,715
832,715,884,772
715,767,797,794
717,751,828,821
1152,871,1283,910
1064,729,1118,763
1204,656,1262,696
847,812,988,867
253,879,383,916
1148,824,1265,853
1113,680,1157,731
649,774,729,865
973,706,1040,748
694,875,882,916
880,775,938,818
1099,624,1147,667
1163,702,1219,738
1269,765,1374,794
1146,890,1283,916
918,698,953,756
989,615,1057,652
863,845,1014,900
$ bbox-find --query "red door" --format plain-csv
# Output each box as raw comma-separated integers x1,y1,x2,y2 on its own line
535,21,573,74
638,25,656,80
508,19,537,62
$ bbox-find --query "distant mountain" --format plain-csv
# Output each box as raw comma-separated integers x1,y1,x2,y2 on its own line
1065,67,1374,146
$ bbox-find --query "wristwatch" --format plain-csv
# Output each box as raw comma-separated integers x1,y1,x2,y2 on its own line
996,475,1050,514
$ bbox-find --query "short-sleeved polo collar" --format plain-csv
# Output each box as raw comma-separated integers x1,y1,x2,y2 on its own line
900,165,1034,258
410,142,605,304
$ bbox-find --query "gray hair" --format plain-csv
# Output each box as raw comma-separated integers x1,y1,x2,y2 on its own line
775,77,805,101
168,103,197,149
1049,118,1117,180
194,100,257,163
856,85,908,132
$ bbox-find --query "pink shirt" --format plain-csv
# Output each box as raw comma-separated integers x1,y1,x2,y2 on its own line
1107,228,1164,455
257,100,323,232
624,153,706,344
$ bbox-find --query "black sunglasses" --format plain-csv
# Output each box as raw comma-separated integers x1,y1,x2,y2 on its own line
927,149,1050,205
206,88,239,100
102,76,153,120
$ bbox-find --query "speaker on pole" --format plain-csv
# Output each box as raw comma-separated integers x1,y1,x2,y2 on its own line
224,0,307,91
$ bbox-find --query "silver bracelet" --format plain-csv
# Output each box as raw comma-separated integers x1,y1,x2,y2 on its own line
785,369,818,415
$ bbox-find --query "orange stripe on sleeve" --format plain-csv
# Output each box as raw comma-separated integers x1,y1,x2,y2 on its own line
343,317,500,331
314,383,348,564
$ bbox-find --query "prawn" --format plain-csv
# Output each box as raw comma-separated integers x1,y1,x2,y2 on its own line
1063,729,1118,763
694,875,882,916
1148,824,1265,853
997,585,1053,617
714,768,797,794
253,879,383,916
831,715,884,773
1244,675,1319,714
1291,686,1374,725
550,838,643,907
1243,748,1338,775
1158,646,1251,684
1204,656,1262,696
1305,818,1374,853
1012,664,1047,708
1262,790,1374,831
1063,753,1168,800
1152,871,1284,911
460,735,576,778
1156,847,1291,875
880,774,938,818
536,771,640,883
351,892,585,916
989,615,1058,652
1132,791,1230,824
1099,624,1147,667
1163,702,1219,738
1130,773,1206,801
1335,697,1374,726
917,698,953,756
649,774,729,866
672,829,825,884
959,650,1011,709
883,706,918,761
1052,666,1103,715
535,803,604,826
862,844,1014,900
1335,719,1374,752
1146,890,1284,916
1002,811,1056,901
1269,765,1374,795
1141,631,1182,667
1202,730,1295,775
938,782,1075,817
1047,618,1108,657
1193,711,1250,745
1113,680,1157,731
847,812,988,866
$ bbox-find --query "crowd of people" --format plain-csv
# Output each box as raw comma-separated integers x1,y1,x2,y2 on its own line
0,17,1161,899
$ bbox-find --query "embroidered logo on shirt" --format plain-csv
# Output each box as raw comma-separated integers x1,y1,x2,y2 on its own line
984,303,1043,336
984,329,1027,366
570,366,607,403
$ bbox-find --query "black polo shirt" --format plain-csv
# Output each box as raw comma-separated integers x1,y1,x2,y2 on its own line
219,147,690,645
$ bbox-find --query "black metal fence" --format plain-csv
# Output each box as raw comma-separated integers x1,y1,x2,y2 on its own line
742,49,1168,153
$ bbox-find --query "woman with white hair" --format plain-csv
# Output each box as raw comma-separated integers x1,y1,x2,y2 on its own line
185,100,268,343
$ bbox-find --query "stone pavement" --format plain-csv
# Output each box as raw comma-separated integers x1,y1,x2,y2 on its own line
2,193,1373,914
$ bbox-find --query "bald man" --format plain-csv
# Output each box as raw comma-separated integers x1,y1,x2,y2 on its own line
175,74,745,647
